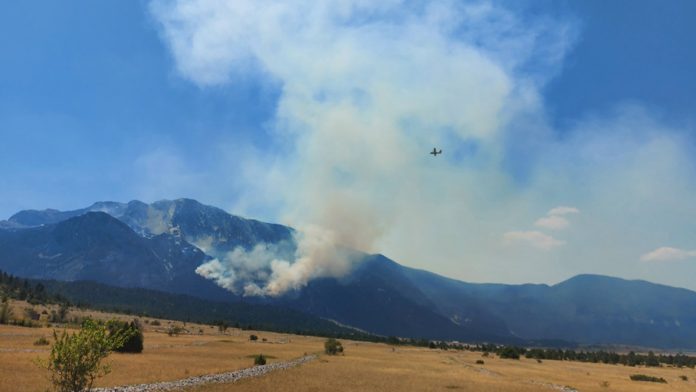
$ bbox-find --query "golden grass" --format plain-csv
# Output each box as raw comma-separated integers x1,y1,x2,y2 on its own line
1,301,695,392
1,301,324,391
191,343,696,392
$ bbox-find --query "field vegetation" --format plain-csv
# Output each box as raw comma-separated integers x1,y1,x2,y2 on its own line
1,293,696,392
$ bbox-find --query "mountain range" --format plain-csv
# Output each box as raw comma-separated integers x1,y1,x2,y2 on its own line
1,198,695,349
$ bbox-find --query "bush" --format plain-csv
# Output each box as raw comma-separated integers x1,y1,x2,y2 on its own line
254,354,267,366
249,334,258,341
679,375,688,381
324,338,344,355
34,336,50,346
167,325,184,337
498,346,521,360
0,300,12,324
37,319,134,392
25,307,40,321
630,374,667,383
475,360,485,365
108,320,143,353
150,320,161,326
57,303,69,323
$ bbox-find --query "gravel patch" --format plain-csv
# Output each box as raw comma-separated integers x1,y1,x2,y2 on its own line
0,348,49,353
528,380,579,392
92,354,318,392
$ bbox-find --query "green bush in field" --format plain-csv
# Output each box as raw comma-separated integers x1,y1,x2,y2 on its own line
167,324,185,336
254,354,267,365
0,300,12,324
37,319,134,392
630,374,667,383
324,338,344,355
107,320,144,353
498,346,521,360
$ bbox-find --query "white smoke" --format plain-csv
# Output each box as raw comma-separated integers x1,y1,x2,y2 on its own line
150,0,575,294
151,1,696,291
194,226,356,296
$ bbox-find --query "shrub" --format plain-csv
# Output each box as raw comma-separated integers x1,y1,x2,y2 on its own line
254,354,267,366
324,338,344,355
679,375,688,381
57,303,69,323
475,360,484,365
249,334,258,341
167,325,184,337
108,320,144,353
34,336,50,346
37,319,134,392
630,374,667,383
0,300,12,324
150,320,161,326
25,307,40,321
498,346,521,360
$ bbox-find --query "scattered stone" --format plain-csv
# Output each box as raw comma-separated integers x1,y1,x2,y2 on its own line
92,354,317,392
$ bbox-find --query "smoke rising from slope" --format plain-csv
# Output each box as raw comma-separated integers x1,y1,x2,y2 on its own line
152,1,696,293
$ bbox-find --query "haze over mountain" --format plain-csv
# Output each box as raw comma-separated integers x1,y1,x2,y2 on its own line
2,199,696,349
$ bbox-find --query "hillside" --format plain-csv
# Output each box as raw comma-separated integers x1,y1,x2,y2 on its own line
0,268,366,338
3,199,696,348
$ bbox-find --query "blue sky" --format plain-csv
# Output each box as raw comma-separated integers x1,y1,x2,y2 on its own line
1,1,696,290
0,0,279,216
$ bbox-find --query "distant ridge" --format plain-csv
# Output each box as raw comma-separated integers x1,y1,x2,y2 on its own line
2,199,696,348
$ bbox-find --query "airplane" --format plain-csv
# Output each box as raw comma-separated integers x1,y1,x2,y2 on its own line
430,147,442,156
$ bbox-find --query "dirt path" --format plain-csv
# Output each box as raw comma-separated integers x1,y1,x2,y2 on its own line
92,354,318,392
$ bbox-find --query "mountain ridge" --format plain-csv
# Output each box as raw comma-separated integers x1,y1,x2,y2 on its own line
2,199,696,348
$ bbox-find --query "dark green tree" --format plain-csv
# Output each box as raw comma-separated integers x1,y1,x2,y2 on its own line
324,338,344,355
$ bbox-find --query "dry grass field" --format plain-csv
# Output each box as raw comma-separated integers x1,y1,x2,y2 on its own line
1,301,695,392
191,343,696,392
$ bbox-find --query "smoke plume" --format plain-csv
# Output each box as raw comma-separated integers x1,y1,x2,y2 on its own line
152,1,696,292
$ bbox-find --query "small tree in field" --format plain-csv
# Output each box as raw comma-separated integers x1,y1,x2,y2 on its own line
38,319,134,392
324,338,344,355
108,320,144,353
254,354,267,365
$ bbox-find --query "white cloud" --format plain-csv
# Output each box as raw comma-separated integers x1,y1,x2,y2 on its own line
548,206,580,216
641,247,696,262
534,215,569,230
503,230,565,250
533,205,580,230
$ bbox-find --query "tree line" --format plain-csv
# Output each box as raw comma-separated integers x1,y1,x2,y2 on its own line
0,269,67,305
424,342,696,368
